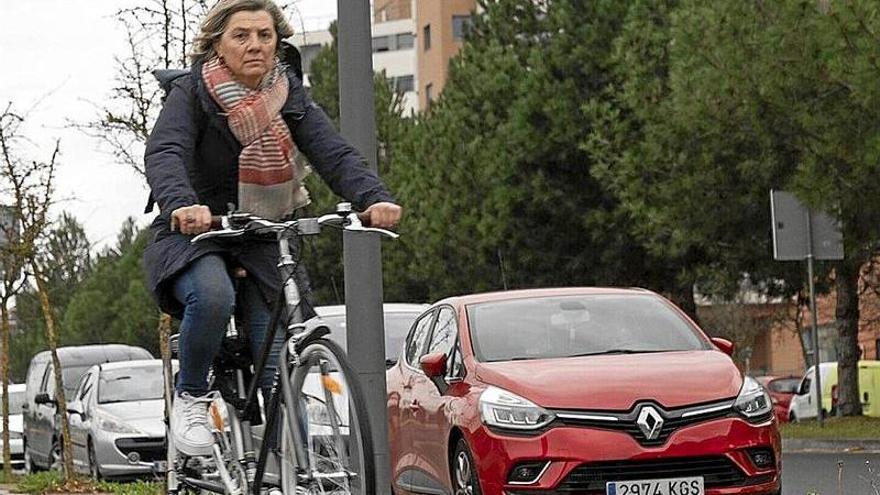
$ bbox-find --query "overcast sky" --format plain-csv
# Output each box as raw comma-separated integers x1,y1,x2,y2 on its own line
0,0,336,249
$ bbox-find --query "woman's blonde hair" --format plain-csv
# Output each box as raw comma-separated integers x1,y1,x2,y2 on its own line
190,0,294,63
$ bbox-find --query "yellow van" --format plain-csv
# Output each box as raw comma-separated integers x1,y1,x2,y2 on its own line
788,360,880,421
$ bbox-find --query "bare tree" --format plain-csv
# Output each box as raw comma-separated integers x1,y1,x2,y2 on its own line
0,103,71,479
75,1,210,178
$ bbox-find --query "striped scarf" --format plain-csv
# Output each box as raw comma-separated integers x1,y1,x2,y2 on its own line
203,56,309,220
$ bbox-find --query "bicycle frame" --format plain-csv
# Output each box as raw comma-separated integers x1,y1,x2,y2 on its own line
162,203,394,494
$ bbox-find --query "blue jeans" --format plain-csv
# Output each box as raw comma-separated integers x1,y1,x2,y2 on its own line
172,254,285,398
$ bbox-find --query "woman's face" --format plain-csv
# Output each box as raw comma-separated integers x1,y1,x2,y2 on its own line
215,10,278,88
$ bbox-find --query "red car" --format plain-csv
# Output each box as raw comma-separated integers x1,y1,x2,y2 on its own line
755,375,800,424
387,288,781,495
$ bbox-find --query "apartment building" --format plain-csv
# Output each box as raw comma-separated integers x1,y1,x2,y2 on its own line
289,0,478,113
415,0,476,109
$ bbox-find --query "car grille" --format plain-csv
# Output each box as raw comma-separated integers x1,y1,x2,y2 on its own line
556,456,747,493
115,437,166,463
553,400,735,447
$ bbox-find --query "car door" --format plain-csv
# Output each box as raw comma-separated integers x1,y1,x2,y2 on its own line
392,309,436,493
793,371,814,419
32,364,56,465
406,306,462,492
68,371,94,471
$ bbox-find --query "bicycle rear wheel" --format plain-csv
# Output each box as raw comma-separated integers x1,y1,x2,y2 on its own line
282,338,375,495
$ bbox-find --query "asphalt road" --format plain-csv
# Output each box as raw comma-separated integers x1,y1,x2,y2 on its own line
783,452,880,495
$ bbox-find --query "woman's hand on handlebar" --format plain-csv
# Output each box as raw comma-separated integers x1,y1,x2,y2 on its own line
362,202,402,229
171,204,213,235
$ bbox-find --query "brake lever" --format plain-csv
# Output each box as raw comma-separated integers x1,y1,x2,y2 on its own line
342,214,399,239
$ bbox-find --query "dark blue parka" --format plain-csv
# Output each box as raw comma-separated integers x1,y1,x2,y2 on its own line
143,43,393,317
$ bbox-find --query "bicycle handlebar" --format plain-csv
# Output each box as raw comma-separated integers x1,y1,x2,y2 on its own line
191,202,399,243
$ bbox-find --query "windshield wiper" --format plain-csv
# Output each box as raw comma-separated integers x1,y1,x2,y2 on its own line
568,349,670,357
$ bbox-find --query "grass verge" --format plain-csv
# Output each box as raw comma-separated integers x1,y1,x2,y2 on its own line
12,471,162,495
781,415,880,439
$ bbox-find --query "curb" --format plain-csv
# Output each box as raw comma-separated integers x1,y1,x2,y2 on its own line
783,438,880,453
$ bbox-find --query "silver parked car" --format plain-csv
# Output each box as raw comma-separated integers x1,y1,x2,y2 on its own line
23,344,153,472
67,360,173,479
0,383,26,468
315,303,429,367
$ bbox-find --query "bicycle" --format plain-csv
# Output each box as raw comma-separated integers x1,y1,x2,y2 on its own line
160,202,398,495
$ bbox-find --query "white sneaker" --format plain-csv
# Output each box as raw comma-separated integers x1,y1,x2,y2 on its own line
171,391,217,456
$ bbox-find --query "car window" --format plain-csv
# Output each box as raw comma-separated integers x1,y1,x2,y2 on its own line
799,376,812,395
40,365,53,394
321,311,423,363
405,311,435,367
467,294,710,362
60,365,93,398
73,373,88,401
448,342,465,378
98,366,165,403
426,307,457,357
770,377,800,394
26,361,48,396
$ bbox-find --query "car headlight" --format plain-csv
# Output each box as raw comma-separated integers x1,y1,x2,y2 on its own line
479,386,555,430
734,377,772,421
96,412,143,434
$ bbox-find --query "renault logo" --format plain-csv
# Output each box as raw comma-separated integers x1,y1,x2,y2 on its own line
636,405,664,440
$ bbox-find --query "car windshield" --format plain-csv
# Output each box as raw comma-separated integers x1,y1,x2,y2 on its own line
98,366,164,403
322,311,422,363
769,377,800,394
5,390,25,414
467,294,710,362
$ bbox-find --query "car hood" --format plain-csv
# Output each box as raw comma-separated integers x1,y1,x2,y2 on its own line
475,350,742,410
95,399,164,436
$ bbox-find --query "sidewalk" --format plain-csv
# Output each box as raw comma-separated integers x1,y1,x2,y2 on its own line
783,437,880,453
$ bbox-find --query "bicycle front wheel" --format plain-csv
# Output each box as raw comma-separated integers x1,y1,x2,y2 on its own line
282,338,375,495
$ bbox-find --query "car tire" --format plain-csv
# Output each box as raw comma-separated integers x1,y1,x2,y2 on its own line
788,411,797,423
88,439,102,480
452,439,482,495
23,440,40,473
49,438,63,471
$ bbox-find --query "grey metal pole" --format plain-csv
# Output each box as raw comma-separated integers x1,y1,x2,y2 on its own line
336,0,392,491
805,210,824,427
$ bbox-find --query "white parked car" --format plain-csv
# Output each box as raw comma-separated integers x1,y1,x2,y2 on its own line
0,383,26,468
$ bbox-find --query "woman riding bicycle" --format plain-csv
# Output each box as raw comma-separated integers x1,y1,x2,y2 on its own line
142,0,401,458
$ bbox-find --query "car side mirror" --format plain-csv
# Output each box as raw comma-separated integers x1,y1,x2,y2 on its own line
420,352,448,378
34,392,56,406
67,401,84,417
710,337,735,356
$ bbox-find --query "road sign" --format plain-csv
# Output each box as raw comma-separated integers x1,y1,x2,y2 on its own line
770,190,843,427
770,190,843,261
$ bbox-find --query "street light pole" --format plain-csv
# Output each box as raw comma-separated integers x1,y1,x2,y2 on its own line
336,0,393,490
805,210,824,427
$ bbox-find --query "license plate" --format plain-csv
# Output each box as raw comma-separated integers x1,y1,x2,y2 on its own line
606,476,704,495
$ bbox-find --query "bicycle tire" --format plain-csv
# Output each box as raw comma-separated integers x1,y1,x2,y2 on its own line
282,338,376,495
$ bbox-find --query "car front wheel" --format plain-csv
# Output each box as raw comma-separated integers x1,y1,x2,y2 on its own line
452,439,482,495
88,440,102,480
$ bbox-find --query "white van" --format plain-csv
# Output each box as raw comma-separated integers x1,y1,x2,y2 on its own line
788,360,880,421
787,363,834,422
